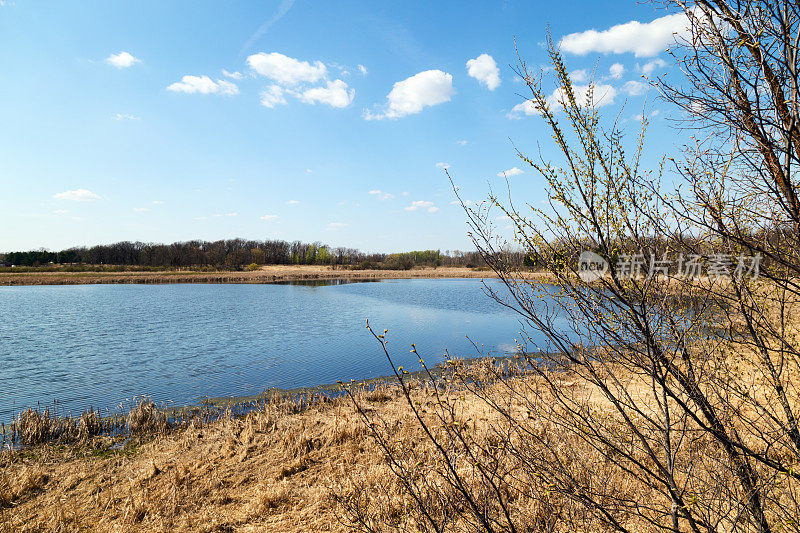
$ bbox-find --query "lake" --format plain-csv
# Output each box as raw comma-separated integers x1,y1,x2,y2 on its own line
0,278,552,423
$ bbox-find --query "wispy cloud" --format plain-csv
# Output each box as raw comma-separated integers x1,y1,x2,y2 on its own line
167,75,239,96
435,162,449,169
286,200,300,205
497,167,524,177
238,0,296,57
260,214,279,220
53,189,101,202
327,221,347,230
404,200,438,213
113,113,139,121
369,190,394,200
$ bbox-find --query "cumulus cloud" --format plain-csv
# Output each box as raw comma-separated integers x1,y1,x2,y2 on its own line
248,52,354,108
466,53,500,90
641,58,668,76
609,63,625,79
369,190,394,200
559,11,691,57
623,80,647,96
365,70,454,120
497,167,524,177
53,189,101,202
222,69,243,79
571,69,589,82
260,214,279,220
105,51,140,68
404,200,438,213
247,52,327,85
260,85,287,108
167,75,239,95
508,83,618,118
296,79,354,108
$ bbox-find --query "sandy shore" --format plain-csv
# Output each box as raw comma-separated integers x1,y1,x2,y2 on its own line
0,265,501,286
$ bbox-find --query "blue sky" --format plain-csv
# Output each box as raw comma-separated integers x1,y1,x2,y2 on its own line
0,0,689,253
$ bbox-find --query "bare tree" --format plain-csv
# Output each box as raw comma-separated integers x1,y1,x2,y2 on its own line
336,2,800,531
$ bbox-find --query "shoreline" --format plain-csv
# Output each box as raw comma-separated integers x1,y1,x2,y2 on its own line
0,265,505,286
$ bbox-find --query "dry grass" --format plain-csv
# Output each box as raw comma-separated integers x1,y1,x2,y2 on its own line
0,371,662,532
0,386,398,531
0,265,512,286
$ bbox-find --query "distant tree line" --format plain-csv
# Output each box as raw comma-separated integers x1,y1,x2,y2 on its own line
0,239,512,270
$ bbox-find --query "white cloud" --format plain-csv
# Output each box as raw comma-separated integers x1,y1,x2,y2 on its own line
457,140,468,146
215,212,238,217
296,79,354,108
53,189,101,202
259,85,287,108
559,11,691,58
368,190,394,200
609,63,625,79
286,200,300,205
497,167,524,177
633,109,660,122
466,53,501,90
623,80,647,96
640,58,668,76
404,200,438,213
327,222,347,230
450,199,473,206
306,168,313,173
358,64,368,75
105,51,140,68
247,52,327,85
260,214,279,220
435,162,449,169
365,70,454,120
222,69,243,80
152,200,164,205
113,113,139,121
508,83,618,118
167,75,239,96
571,69,589,82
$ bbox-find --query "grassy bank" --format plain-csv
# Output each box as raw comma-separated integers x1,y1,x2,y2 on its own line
0,265,503,286
0,360,553,532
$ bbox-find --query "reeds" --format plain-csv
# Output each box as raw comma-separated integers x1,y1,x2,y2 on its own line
9,405,111,446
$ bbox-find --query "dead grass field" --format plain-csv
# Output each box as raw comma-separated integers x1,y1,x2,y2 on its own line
0,382,493,532
0,265,503,286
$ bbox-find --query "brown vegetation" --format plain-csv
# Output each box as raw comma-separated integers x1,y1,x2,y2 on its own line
0,265,502,286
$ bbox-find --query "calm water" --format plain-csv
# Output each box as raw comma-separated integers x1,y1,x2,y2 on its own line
0,279,554,423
